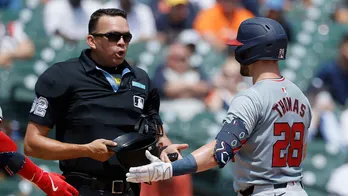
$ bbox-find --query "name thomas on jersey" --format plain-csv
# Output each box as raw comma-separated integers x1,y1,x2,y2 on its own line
272,97,307,118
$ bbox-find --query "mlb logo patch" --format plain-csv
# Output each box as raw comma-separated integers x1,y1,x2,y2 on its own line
133,95,144,109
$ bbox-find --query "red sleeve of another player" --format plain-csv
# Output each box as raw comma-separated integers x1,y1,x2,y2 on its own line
0,131,43,182
0,131,17,152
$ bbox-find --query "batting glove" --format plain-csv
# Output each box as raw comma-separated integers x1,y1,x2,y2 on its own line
126,150,173,183
36,172,79,196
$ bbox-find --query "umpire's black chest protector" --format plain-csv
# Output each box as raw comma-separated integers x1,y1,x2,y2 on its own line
56,51,151,144
34,50,161,178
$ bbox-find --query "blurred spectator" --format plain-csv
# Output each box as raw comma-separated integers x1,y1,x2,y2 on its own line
289,0,312,9
242,0,261,16
332,1,348,24
193,0,254,51
261,0,293,42
326,163,348,196
307,91,342,145
40,0,50,4
0,0,22,11
0,20,35,68
43,0,101,42
177,29,200,56
104,0,156,42
311,34,348,106
303,0,311,8
153,42,210,99
150,0,199,22
153,42,211,119
189,0,214,10
340,109,348,147
143,32,197,193
307,35,348,146
205,56,245,112
155,0,199,44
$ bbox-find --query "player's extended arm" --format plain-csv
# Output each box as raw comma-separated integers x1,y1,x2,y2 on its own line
191,140,218,172
0,131,78,196
126,141,219,183
24,122,91,160
126,118,248,183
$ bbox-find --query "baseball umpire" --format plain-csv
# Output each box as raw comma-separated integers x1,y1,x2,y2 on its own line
24,8,183,196
126,17,312,196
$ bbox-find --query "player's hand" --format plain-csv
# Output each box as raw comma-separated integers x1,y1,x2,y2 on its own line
160,143,188,163
85,139,116,162
36,172,79,196
126,150,173,183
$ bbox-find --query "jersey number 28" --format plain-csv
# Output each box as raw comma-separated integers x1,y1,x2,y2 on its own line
272,122,304,167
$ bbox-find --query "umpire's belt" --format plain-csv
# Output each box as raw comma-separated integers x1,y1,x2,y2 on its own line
64,172,131,194
239,181,303,196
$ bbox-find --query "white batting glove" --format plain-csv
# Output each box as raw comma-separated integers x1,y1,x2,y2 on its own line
126,150,173,183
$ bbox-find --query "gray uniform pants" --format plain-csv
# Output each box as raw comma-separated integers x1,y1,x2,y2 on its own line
237,182,308,196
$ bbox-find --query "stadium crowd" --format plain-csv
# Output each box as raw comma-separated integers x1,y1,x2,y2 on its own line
0,0,348,195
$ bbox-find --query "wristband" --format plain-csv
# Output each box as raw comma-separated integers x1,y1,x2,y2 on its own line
171,154,197,176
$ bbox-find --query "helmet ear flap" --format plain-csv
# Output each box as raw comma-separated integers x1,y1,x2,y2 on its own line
234,46,244,65
235,45,259,66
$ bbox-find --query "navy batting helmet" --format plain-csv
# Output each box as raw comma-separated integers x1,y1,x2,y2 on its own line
108,132,159,170
227,17,288,66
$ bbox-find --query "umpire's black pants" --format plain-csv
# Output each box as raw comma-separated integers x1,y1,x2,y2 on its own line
77,186,137,196
64,172,140,196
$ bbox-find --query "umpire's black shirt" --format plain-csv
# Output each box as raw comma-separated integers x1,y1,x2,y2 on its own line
28,49,162,179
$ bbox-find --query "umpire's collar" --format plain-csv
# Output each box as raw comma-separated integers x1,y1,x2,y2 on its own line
79,49,135,75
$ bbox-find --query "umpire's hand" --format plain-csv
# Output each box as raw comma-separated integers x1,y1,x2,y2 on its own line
84,139,117,162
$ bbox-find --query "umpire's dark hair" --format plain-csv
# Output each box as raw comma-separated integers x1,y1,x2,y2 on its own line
88,8,127,34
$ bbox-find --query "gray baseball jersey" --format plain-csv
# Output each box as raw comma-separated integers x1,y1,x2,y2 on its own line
223,77,312,192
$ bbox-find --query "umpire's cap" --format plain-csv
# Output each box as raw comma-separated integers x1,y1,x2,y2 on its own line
227,17,288,66
108,132,159,169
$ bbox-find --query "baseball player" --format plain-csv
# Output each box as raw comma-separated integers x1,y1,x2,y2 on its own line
126,17,311,196
0,107,78,196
